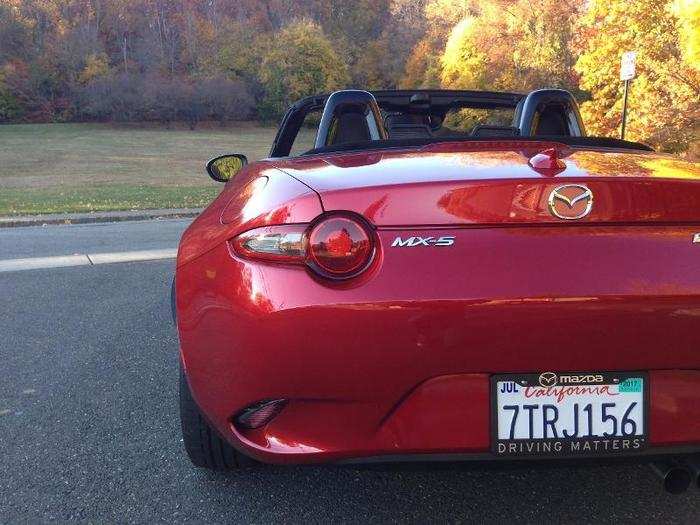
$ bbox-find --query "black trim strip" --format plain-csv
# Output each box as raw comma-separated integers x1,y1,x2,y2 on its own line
302,136,653,157
336,447,700,466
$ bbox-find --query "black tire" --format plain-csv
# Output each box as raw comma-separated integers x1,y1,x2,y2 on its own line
179,365,257,470
170,276,177,325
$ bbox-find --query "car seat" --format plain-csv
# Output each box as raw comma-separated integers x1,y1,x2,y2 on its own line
330,108,371,144
533,106,570,136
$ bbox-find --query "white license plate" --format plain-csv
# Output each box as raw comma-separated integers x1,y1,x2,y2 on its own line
492,372,647,457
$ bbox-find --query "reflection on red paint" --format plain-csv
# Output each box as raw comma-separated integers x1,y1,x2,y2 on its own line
308,216,372,277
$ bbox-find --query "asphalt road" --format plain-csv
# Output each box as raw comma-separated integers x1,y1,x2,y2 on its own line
1,221,700,523
0,218,191,260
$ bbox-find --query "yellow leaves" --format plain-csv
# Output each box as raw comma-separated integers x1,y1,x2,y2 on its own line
435,0,581,93
419,0,697,154
78,53,110,85
672,0,700,69
575,0,699,153
440,17,487,89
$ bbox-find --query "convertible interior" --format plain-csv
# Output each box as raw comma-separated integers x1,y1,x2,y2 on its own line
269,89,650,158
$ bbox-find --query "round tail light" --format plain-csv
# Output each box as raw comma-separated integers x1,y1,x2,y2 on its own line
307,215,374,279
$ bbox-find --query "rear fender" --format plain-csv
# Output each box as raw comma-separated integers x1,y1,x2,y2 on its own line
177,164,323,268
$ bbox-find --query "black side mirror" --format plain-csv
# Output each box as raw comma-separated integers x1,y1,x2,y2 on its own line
206,154,248,182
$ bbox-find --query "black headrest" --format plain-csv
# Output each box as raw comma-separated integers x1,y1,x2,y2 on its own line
332,112,370,144
534,108,570,136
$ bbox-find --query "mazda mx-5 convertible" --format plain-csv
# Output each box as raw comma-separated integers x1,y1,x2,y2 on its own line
175,89,700,492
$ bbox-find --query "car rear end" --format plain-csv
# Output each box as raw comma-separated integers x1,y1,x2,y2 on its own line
176,142,700,480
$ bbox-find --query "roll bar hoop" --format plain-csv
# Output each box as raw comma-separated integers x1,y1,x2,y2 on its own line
314,90,388,149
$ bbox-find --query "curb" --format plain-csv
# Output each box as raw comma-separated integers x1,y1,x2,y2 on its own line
0,208,202,228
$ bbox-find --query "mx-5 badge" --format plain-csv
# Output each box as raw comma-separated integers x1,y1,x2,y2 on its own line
391,236,455,247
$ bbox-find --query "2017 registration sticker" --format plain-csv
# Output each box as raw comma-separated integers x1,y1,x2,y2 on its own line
492,372,648,457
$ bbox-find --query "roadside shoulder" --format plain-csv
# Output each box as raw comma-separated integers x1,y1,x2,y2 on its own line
0,208,202,228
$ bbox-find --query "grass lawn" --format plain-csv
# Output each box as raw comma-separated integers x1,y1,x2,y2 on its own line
0,122,288,215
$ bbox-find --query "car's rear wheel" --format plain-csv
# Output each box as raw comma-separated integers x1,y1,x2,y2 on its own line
179,365,257,470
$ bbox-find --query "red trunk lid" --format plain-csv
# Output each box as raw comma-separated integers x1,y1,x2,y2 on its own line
274,142,700,226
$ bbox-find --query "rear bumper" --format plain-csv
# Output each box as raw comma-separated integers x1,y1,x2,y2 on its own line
184,368,700,465
176,225,700,464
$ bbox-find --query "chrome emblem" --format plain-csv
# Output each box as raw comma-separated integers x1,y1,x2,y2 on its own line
538,372,558,388
391,236,455,247
548,184,593,220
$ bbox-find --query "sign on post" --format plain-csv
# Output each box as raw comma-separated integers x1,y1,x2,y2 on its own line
619,51,636,139
620,51,637,81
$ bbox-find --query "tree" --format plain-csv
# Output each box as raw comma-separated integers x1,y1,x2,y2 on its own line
440,16,489,90
574,0,700,152
319,0,391,84
354,39,395,89
211,20,264,84
257,20,348,119
0,0,696,158
78,52,110,84
673,0,700,67
0,1,33,62
401,0,478,87
196,76,254,125
0,67,23,121
438,1,582,92
360,0,429,89
402,38,439,88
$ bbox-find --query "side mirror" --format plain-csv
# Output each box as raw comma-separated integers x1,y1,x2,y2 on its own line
206,154,248,182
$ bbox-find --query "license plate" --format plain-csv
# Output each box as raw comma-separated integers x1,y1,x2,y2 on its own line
492,372,648,457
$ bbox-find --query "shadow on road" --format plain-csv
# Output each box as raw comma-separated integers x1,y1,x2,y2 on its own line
195,460,693,523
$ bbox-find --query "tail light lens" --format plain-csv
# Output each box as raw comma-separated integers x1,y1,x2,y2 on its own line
307,216,372,278
230,213,375,280
230,225,306,263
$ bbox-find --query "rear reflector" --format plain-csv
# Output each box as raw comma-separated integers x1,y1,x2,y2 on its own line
235,399,288,429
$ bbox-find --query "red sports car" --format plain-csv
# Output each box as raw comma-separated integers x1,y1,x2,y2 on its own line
175,89,700,492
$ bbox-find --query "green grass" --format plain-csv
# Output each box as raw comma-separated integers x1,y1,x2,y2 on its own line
0,185,222,215
0,122,283,215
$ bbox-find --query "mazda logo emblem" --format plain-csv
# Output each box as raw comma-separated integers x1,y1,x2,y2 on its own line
548,184,593,220
538,372,558,387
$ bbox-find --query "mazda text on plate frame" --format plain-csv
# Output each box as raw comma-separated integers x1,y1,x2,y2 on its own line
174,89,700,480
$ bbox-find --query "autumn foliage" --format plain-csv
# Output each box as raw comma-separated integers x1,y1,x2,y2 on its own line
403,0,698,156
574,0,699,153
0,0,698,155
